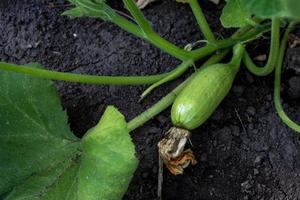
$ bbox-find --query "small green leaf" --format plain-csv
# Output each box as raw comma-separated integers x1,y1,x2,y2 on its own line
62,0,116,21
220,0,255,28
240,0,300,20
0,64,138,199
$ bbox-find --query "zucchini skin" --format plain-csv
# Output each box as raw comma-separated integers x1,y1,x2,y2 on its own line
171,63,238,130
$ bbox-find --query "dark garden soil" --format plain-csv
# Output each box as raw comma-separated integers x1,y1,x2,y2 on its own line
1,0,300,199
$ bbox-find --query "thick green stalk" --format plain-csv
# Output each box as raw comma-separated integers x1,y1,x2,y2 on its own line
274,22,300,133
112,14,191,61
0,62,173,85
243,18,281,76
128,50,229,131
112,10,269,62
0,23,262,86
123,0,153,34
68,0,270,62
230,44,245,69
189,23,271,60
128,79,187,131
111,14,144,38
189,0,216,43
66,0,192,60
146,32,192,60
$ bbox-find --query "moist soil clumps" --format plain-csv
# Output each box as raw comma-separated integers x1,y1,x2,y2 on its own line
0,0,299,199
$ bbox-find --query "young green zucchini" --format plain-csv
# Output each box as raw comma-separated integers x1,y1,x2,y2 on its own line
158,44,245,174
172,44,245,130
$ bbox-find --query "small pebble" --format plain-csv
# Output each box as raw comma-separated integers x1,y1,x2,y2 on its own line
241,180,252,190
254,156,262,165
246,106,256,116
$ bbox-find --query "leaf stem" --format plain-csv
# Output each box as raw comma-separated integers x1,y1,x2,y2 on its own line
189,22,270,60
111,6,268,62
128,49,229,131
229,43,245,72
112,14,192,61
274,22,300,133
66,1,271,62
140,60,193,100
243,18,281,76
112,10,269,61
188,0,216,43
111,14,145,38
0,62,175,85
123,0,153,34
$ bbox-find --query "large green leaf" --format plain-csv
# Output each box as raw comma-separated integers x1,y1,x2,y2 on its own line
220,0,255,28
240,0,300,20
0,64,138,200
62,0,116,21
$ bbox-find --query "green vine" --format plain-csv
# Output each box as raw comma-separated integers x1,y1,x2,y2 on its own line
243,18,281,76
1,1,300,199
0,0,299,134
274,22,300,133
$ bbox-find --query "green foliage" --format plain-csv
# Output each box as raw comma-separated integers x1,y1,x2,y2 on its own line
79,106,138,199
220,0,254,28
0,64,138,200
1,2,299,199
240,0,300,20
62,0,116,20
221,0,300,28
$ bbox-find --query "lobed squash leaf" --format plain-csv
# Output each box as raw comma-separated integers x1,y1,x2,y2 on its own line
240,0,300,20
220,0,256,28
0,63,138,200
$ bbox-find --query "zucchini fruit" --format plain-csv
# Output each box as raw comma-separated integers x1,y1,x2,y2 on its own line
158,44,245,175
171,64,236,130
172,44,244,130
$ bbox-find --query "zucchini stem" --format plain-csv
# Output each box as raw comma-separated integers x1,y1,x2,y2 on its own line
189,23,270,61
112,14,192,61
84,1,270,62
243,18,281,76
274,22,300,133
0,62,177,85
229,43,245,72
188,0,216,43
122,0,153,35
